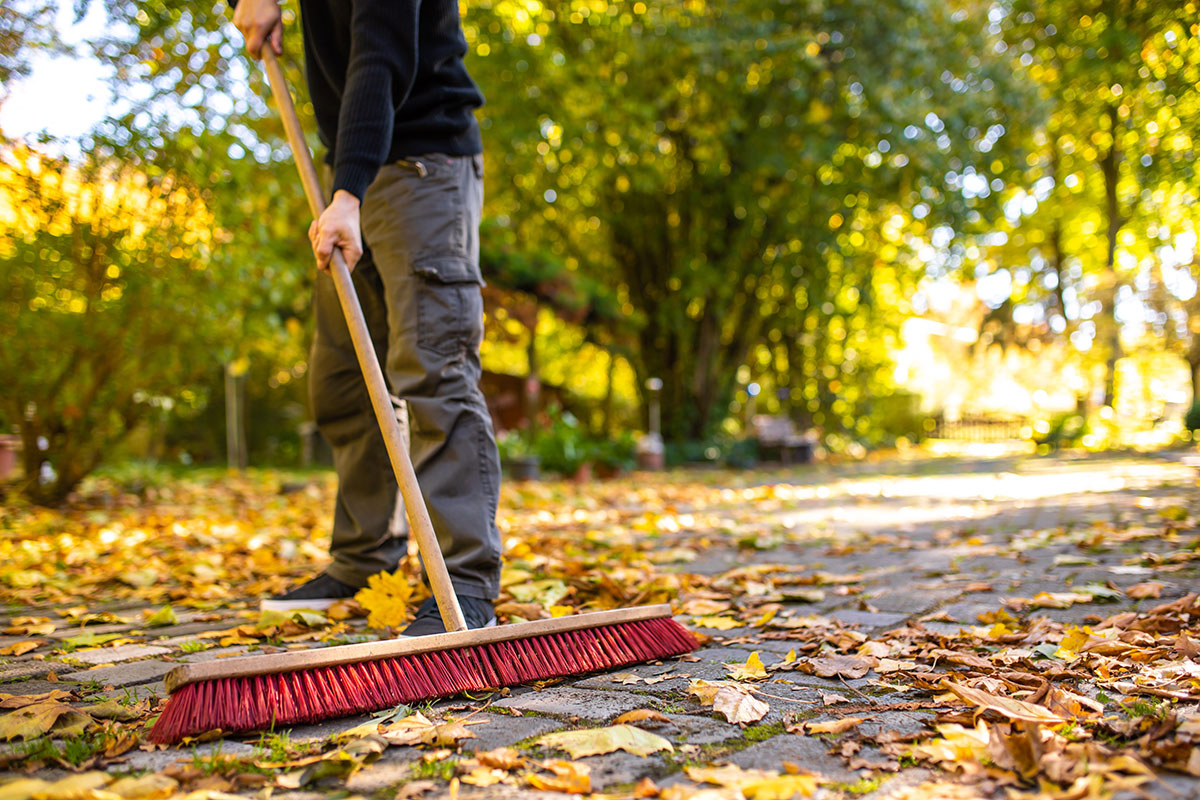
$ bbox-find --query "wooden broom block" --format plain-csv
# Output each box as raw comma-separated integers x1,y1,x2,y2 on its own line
164,604,676,693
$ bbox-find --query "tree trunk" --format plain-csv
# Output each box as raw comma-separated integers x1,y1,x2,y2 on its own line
1099,104,1124,409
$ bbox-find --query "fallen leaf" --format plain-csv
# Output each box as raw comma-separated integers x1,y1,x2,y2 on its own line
475,747,526,770
528,760,590,794
0,780,52,800
143,606,178,627
355,570,415,629
713,687,769,724
943,682,1065,725
0,702,92,740
613,709,672,725
1126,582,1164,600
459,767,506,787
727,652,768,681
104,774,179,799
804,717,865,735
692,616,743,630
537,724,673,758
87,699,144,722
0,641,43,657
809,654,873,679
28,771,110,800
0,691,75,709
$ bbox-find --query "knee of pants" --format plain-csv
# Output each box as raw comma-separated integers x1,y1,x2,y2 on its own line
309,342,373,448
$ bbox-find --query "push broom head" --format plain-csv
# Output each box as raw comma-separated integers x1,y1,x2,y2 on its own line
149,605,698,743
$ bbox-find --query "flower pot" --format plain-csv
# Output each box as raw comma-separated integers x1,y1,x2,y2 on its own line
569,462,592,483
0,436,19,481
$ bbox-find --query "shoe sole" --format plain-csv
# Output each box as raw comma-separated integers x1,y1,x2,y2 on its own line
400,617,498,637
260,597,348,612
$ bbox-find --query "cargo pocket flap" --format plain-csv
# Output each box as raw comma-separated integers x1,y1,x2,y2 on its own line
413,257,484,285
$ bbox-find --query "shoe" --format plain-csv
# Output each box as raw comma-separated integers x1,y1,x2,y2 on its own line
260,573,361,612
400,595,497,636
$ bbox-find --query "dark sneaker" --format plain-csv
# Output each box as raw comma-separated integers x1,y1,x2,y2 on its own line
260,573,361,612
400,595,497,637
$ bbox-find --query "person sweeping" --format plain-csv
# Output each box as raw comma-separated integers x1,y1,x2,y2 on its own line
232,0,502,636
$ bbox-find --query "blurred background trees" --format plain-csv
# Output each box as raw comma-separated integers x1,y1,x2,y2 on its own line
1,0,1198,501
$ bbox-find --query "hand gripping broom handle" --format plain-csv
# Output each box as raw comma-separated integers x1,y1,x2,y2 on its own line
260,49,468,633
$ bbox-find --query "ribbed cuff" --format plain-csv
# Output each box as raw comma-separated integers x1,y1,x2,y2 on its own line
332,162,375,201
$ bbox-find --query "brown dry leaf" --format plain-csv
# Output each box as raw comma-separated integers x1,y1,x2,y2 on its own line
819,692,851,706
1126,582,1164,599
634,777,661,798
379,712,476,748
804,717,865,735
0,640,43,657
475,747,526,770
713,687,769,725
910,721,992,769
943,681,1066,725
809,654,873,679
0,691,75,709
394,780,437,800
458,767,506,787
681,599,732,616
0,702,92,740
527,760,590,794
87,699,145,722
3,618,55,637
613,709,672,725
537,724,673,758
686,765,819,799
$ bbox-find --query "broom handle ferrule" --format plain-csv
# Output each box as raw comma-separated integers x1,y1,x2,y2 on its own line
261,49,467,634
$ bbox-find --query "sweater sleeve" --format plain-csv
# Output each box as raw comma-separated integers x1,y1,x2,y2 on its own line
332,0,422,200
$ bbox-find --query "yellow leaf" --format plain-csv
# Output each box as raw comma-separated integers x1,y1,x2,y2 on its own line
743,774,819,800
910,721,991,767
804,717,864,735
692,616,742,630
144,605,177,627
29,772,110,800
0,641,42,657
613,709,672,725
355,570,415,629
528,761,590,794
688,679,733,704
0,702,91,740
781,649,796,665
727,652,768,681
459,767,506,787
537,724,674,758
103,774,179,800
0,780,51,800
87,699,142,722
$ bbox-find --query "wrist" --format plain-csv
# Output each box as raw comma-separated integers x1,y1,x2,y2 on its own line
331,189,361,209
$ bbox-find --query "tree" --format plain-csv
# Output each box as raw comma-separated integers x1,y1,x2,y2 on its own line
0,148,236,503
465,0,1033,441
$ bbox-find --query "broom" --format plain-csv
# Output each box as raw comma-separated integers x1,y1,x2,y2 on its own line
148,49,698,744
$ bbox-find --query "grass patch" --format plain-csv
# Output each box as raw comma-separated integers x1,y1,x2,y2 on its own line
410,757,458,781
833,776,883,795
741,722,783,743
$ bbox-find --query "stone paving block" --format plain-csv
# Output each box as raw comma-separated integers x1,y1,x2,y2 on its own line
938,602,1003,624
178,645,251,663
865,586,961,615
0,679,72,696
860,767,937,799
145,621,237,640
853,711,935,740
343,749,421,793
93,681,165,702
62,660,174,687
729,734,859,783
463,712,566,752
492,687,647,721
0,661,56,681
660,712,744,746
47,623,135,640
576,752,667,790
828,610,910,632
68,645,172,666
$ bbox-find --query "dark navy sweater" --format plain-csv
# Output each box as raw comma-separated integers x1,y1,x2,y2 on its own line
234,0,484,200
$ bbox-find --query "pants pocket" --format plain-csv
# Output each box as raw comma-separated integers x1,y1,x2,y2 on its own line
415,257,484,357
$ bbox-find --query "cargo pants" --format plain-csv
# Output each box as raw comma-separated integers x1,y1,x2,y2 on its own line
311,153,501,601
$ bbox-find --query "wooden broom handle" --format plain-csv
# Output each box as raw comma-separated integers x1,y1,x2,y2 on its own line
260,49,467,634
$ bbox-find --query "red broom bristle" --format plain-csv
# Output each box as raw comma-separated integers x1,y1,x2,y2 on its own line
149,617,698,744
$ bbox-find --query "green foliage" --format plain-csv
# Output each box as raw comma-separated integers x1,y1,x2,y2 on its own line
0,151,239,503
533,406,592,476
1184,403,1200,433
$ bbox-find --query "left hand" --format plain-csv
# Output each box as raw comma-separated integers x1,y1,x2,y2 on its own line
308,190,363,272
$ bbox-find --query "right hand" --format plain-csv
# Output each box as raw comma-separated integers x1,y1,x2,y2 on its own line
233,0,283,59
